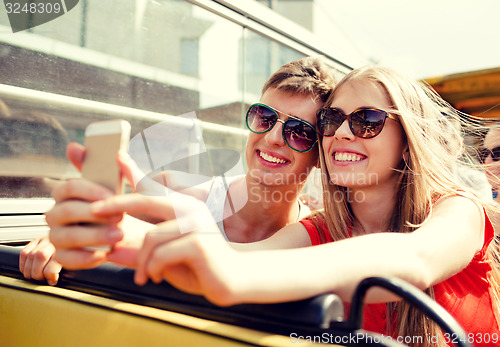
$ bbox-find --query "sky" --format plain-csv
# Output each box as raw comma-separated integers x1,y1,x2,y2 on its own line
315,0,500,80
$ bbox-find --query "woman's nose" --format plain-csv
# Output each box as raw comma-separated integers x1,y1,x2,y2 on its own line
334,119,354,140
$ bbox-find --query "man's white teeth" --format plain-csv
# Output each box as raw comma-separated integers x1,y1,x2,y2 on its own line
260,151,286,164
335,152,362,162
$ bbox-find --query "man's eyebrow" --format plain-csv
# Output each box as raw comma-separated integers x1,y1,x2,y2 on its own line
325,106,376,113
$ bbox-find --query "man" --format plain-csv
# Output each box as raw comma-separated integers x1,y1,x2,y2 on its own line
483,124,500,235
20,56,336,282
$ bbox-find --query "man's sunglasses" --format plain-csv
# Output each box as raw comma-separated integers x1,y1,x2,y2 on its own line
317,107,399,139
246,103,318,153
479,146,500,163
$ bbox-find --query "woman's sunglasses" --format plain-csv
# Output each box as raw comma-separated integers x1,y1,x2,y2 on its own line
479,146,500,163
246,103,318,153
316,107,399,139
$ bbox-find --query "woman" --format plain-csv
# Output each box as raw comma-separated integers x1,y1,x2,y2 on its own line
50,66,500,346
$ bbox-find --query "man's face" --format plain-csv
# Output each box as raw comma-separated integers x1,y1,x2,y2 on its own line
245,88,321,188
483,128,500,191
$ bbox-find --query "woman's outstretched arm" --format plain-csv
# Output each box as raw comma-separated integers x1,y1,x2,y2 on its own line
86,194,484,306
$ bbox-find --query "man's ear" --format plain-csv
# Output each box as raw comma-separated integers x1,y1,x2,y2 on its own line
313,151,321,168
403,146,410,162
314,158,320,168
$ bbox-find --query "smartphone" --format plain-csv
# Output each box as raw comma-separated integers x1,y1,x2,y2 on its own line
81,120,131,194
80,120,130,252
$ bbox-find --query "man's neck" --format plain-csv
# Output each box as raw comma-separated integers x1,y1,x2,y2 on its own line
222,176,302,243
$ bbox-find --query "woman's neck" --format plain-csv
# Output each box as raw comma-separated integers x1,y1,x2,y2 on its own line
348,183,399,236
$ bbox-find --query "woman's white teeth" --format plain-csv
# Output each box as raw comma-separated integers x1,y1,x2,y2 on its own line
335,152,362,162
260,151,286,164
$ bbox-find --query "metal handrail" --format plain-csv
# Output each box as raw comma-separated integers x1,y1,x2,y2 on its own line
0,83,249,137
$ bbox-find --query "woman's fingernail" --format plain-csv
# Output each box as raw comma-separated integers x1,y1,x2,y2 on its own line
100,192,114,200
107,228,123,242
106,215,123,224
91,201,105,213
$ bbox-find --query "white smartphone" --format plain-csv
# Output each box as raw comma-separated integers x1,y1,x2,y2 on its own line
81,120,131,252
81,119,131,194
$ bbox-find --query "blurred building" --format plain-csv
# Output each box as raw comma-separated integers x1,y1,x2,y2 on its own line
426,67,500,153
426,67,500,120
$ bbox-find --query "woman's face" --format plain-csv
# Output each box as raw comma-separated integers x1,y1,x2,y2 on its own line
322,80,407,190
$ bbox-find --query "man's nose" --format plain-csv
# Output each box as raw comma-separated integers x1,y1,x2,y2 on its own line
265,119,286,147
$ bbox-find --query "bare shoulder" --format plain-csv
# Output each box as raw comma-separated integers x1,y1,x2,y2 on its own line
432,194,484,221
420,194,485,253
152,171,214,201
231,222,312,252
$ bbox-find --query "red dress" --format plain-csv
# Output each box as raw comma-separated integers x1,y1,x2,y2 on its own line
300,212,499,347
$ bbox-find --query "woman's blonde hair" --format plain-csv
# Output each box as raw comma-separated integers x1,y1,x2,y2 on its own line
315,66,500,346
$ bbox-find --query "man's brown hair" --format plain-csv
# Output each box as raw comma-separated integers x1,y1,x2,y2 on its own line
262,56,337,103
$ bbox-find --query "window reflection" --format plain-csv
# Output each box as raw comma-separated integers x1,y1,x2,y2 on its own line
0,106,70,198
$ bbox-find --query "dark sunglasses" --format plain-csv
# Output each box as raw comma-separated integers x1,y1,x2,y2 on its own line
245,103,318,153
479,146,500,163
317,107,399,139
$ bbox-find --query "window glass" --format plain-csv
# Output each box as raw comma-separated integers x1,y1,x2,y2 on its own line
256,0,314,31
243,30,304,98
0,0,250,199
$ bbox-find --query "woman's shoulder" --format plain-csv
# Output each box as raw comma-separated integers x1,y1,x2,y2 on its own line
433,193,491,248
299,212,332,245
